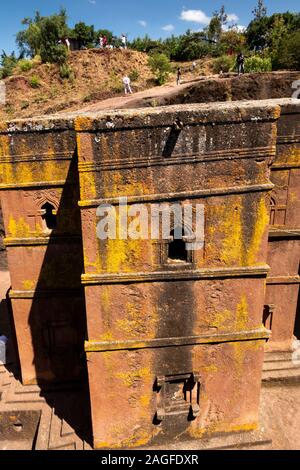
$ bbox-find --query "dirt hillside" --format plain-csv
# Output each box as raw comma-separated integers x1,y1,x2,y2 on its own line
0,49,155,121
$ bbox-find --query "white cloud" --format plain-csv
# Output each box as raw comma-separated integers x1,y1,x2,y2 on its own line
224,24,246,32
227,13,239,23
88,0,96,4
138,20,147,27
162,24,175,32
180,9,211,25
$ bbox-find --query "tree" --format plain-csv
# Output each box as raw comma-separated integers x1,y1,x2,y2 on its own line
73,22,95,48
148,53,172,85
39,18,68,64
273,31,300,70
252,0,267,20
16,8,70,60
207,6,228,43
0,51,19,78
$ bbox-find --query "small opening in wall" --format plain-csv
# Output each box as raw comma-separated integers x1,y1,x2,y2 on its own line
41,203,57,230
168,229,188,263
294,264,300,340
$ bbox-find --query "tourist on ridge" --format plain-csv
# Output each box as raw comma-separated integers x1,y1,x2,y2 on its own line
237,53,245,75
121,34,127,49
123,75,133,95
177,67,182,86
65,38,70,51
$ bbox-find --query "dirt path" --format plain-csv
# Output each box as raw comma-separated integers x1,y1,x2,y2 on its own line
63,78,206,114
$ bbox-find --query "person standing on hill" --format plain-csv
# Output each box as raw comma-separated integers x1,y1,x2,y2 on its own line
65,38,70,51
177,67,182,85
121,34,127,49
123,75,133,94
237,53,245,75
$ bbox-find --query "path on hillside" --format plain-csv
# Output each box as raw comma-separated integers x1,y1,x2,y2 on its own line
64,77,209,114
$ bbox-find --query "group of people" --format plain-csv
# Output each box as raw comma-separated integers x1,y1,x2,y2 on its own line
99,33,127,49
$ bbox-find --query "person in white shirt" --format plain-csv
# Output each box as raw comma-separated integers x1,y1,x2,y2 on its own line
65,38,70,51
122,75,132,94
121,34,127,49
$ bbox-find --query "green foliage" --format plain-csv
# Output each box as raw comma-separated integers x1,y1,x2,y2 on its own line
0,51,19,78
213,55,235,73
18,59,33,72
220,30,247,53
59,64,74,80
129,69,140,82
246,12,300,52
273,31,300,70
20,101,29,109
39,18,68,64
244,55,272,72
29,74,41,88
172,33,211,61
73,22,95,49
16,8,69,58
148,53,172,85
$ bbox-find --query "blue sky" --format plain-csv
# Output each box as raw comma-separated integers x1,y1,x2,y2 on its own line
0,0,299,54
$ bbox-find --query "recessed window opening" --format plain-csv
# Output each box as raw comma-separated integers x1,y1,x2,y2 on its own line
168,228,188,263
41,202,57,230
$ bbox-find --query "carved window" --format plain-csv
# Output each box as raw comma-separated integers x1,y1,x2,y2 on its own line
270,197,286,226
166,228,193,265
41,202,57,230
154,373,201,424
263,304,274,331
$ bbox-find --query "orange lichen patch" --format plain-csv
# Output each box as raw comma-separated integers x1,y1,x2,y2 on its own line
220,203,243,266
8,216,31,238
115,367,152,388
189,421,257,439
247,197,269,266
235,295,248,331
23,280,35,290
74,116,93,132
278,147,300,164
211,309,232,331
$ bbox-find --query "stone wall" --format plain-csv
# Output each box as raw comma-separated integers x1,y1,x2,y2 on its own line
0,203,7,270
125,72,300,109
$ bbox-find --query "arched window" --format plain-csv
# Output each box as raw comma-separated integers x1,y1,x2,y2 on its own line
269,196,287,226
41,202,57,230
269,197,276,226
167,228,192,264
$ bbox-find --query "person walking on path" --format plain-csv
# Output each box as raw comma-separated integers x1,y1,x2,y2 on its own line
237,53,245,75
176,67,182,86
123,75,133,95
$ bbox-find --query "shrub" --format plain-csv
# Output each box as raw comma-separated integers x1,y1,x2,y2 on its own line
213,55,235,73
273,31,300,70
244,55,272,72
40,43,68,65
20,101,30,109
0,52,18,78
59,64,74,80
148,53,172,85
29,75,41,88
18,59,33,72
129,69,140,82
